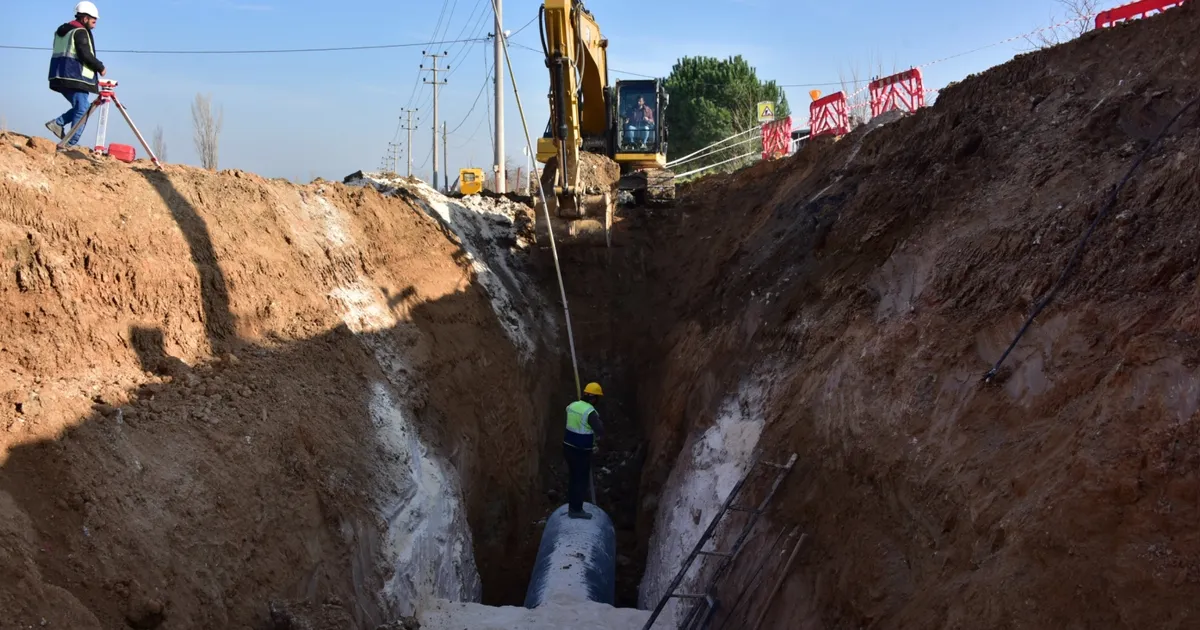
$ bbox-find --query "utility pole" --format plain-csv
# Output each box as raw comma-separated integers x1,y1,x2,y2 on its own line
388,142,401,176
401,108,417,178
493,0,506,194
442,121,449,193
422,51,448,188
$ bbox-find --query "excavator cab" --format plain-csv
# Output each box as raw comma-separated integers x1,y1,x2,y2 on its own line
613,80,665,155
611,79,674,205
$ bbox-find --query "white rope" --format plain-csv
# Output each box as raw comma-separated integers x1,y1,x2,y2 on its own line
666,126,759,167
667,134,761,169
674,150,759,179
491,0,583,399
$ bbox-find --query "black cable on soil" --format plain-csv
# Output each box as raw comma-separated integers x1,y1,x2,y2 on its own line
983,94,1200,383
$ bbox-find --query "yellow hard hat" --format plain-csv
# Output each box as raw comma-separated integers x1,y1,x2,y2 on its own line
584,382,604,397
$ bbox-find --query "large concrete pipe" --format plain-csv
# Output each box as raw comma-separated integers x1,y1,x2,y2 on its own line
524,503,616,608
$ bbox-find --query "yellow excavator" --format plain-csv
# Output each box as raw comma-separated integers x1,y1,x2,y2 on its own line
534,0,674,247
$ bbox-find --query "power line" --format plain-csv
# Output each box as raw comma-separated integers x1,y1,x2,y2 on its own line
450,63,494,134
448,0,489,46
389,115,404,148
514,41,847,89
446,0,489,56
417,144,434,170
510,14,539,38
510,42,839,87
508,41,657,81
438,0,462,44
611,68,657,79
401,0,454,115
393,0,456,164
0,38,487,54
456,103,492,149
446,4,494,79
428,0,454,50
507,41,542,55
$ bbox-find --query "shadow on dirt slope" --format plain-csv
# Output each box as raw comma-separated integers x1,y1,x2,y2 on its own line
138,170,237,348
0,279,554,629
0,153,556,628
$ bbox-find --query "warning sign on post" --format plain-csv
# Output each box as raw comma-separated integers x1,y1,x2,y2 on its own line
757,101,776,123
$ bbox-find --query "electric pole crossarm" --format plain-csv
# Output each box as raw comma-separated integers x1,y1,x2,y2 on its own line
401,108,418,178
422,51,449,188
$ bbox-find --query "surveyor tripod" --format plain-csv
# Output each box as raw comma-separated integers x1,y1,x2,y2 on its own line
59,79,161,169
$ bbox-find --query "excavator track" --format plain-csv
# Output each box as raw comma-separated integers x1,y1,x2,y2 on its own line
618,167,676,206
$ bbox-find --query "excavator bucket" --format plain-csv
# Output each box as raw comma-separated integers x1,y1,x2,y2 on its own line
534,153,621,247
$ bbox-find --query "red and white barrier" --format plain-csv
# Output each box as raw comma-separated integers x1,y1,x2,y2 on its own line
761,116,793,160
1096,0,1189,27
810,92,849,138
869,68,926,119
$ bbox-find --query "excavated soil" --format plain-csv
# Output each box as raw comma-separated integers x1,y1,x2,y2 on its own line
623,5,1200,628
0,140,555,629
538,151,622,194
4,4,1200,628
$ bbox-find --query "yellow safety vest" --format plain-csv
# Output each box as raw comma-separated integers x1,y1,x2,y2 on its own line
49,27,98,91
565,400,595,434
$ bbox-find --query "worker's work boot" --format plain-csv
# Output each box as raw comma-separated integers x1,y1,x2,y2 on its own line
45,120,65,140
567,509,593,520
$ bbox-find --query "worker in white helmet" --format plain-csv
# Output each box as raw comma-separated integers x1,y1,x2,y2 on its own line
46,2,107,149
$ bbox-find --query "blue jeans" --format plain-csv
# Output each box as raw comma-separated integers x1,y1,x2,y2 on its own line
624,124,653,146
55,90,91,146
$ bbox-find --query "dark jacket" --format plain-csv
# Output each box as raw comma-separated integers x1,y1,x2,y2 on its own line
629,104,654,125
49,21,105,94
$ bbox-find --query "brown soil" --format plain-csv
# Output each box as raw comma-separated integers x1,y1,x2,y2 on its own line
0,139,554,629
4,3,1200,628
538,151,622,194
621,5,1200,629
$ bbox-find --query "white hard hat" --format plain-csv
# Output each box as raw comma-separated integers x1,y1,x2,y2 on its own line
75,2,99,18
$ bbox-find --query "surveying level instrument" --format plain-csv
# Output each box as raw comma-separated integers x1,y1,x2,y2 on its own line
58,79,162,170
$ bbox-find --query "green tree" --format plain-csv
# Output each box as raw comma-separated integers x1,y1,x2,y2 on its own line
664,55,790,174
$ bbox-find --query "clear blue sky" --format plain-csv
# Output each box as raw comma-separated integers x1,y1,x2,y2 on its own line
0,0,1088,184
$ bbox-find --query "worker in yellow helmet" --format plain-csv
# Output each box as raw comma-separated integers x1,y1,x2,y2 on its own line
563,382,605,519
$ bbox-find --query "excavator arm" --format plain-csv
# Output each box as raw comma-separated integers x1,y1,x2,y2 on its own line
542,0,609,159
537,0,618,245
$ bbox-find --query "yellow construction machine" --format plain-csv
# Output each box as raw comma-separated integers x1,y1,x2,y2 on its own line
459,167,485,195
534,0,675,246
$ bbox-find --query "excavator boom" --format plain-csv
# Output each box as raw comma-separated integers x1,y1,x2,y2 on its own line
536,0,616,245
536,0,675,247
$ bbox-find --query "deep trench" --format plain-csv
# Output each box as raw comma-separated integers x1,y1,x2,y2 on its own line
475,218,659,609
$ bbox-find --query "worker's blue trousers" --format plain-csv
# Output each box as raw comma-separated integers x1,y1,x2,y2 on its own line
54,90,91,146
563,443,592,513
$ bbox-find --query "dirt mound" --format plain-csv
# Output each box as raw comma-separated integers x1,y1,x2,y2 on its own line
0,137,556,628
537,151,621,197
627,5,1200,628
